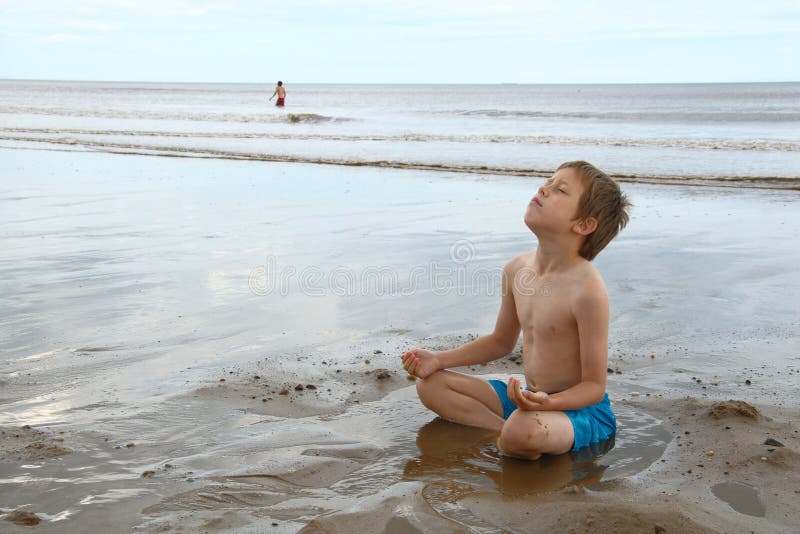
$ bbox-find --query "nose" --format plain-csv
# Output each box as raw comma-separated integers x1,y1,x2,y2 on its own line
538,184,548,197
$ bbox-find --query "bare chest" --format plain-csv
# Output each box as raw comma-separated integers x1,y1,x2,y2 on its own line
513,281,576,339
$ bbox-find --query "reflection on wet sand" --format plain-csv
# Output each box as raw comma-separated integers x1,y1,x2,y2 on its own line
402,418,614,498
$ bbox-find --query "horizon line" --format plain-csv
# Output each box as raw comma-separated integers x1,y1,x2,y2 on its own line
2,77,798,86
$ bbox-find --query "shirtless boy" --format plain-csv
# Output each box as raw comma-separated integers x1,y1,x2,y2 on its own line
401,161,630,459
270,81,286,107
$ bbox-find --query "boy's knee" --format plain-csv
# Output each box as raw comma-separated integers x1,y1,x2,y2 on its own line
498,417,546,457
415,371,445,405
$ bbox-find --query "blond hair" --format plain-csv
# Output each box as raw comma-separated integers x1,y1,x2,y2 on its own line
558,161,631,261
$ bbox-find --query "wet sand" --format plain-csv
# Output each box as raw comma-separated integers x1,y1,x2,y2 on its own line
1,148,799,532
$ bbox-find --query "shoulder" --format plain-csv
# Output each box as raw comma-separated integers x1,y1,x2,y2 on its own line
503,250,535,275
570,262,608,309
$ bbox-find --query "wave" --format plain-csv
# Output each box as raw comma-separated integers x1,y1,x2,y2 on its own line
2,127,798,153
444,109,800,123
0,106,350,124
2,135,798,191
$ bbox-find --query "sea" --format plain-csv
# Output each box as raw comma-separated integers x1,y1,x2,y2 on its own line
1,80,799,189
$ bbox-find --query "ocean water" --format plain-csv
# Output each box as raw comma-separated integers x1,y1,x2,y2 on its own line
1,80,799,188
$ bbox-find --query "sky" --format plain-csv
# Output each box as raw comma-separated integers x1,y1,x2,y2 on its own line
0,0,798,84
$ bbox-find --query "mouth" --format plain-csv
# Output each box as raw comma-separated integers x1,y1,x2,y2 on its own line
531,197,542,207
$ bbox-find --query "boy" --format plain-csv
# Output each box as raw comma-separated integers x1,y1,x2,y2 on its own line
270,81,286,107
401,161,630,460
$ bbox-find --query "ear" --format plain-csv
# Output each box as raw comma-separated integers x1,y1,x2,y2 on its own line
573,217,597,236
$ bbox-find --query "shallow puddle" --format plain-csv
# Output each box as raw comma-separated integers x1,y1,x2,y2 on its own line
311,385,671,527
711,481,766,517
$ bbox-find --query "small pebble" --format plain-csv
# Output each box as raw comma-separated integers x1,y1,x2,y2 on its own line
706,450,715,457
306,384,317,390
745,379,751,385
141,470,155,477
764,438,784,447
374,350,382,354
294,384,304,391
760,456,767,461
279,388,289,395
364,359,371,364
219,378,225,382
631,391,640,397
126,443,135,448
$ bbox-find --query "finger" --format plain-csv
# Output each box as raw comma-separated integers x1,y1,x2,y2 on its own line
520,390,544,410
529,391,548,403
512,383,529,407
507,378,523,407
506,384,518,407
408,361,418,376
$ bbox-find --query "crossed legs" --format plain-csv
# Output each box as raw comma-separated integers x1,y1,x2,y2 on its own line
415,370,575,460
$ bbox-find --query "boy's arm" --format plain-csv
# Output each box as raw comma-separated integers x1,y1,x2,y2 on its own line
402,259,521,377
510,282,609,411
432,260,522,369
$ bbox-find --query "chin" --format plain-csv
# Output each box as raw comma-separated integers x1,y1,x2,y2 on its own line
524,213,538,233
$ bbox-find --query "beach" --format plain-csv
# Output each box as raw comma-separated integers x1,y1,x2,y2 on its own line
2,82,800,532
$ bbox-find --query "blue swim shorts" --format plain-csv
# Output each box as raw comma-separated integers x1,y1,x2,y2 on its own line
488,379,617,452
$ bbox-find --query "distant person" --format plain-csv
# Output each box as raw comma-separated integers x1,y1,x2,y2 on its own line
402,161,630,460
270,81,286,107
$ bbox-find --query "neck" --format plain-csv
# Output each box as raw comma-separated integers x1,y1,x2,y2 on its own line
532,235,582,275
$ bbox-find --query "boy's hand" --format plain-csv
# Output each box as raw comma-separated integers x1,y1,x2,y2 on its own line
400,348,440,379
507,376,553,411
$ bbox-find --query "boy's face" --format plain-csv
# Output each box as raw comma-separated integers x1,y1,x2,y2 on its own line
524,167,587,234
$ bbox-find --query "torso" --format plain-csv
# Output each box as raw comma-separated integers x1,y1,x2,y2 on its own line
511,251,600,393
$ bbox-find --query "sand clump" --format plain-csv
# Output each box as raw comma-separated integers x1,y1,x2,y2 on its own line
3,510,41,526
1,425,72,461
708,400,760,419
